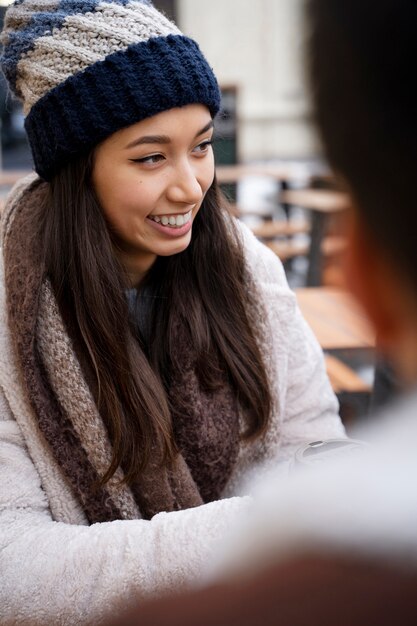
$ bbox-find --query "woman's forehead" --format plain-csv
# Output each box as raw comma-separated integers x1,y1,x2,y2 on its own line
105,104,213,150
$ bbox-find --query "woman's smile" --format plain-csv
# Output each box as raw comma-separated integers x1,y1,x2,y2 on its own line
146,210,193,237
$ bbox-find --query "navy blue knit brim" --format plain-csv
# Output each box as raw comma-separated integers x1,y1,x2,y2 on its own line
25,35,221,180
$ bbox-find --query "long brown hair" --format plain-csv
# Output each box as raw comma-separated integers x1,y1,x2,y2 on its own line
41,152,271,485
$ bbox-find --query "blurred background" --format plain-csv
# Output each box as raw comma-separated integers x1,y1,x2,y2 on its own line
0,0,376,428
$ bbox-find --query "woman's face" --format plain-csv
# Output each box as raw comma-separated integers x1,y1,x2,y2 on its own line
92,104,215,284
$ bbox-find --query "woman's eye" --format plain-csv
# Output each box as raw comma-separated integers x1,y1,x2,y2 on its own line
131,154,165,164
193,140,213,154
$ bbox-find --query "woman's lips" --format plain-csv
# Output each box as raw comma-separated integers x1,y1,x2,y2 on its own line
146,215,193,237
149,210,192,227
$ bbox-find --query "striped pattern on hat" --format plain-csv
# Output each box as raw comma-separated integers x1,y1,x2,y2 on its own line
0,0,220,180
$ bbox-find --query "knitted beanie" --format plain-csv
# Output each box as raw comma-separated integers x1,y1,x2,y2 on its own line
0,0,220,180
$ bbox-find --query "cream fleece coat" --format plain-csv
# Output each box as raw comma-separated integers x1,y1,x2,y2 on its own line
0,206,344,625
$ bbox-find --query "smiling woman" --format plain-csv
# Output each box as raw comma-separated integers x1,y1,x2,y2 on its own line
0,0,344,624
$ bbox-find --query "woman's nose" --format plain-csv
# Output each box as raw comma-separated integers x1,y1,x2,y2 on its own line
167,161,203,205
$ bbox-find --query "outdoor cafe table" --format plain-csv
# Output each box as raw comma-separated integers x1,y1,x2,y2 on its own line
296,287,375,405
295,287,375,351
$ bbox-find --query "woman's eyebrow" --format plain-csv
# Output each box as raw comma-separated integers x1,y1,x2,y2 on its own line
125,135,170,148
125,120,214,149
195,120,214,136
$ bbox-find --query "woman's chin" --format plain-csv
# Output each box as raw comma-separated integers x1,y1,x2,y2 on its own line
153,233,193,257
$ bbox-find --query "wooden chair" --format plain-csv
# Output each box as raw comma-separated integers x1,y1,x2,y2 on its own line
279,188,350,286
279,188,350,214
265,240,309,262
251,220,309,239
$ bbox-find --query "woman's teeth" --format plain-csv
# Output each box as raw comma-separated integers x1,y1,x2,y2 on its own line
150,211,192,228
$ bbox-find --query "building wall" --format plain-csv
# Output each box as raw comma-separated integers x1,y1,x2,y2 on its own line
177,0,320,162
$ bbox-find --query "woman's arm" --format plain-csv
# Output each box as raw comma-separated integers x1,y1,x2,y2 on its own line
0,388,250,626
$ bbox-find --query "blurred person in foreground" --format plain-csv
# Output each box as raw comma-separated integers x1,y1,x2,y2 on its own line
104,0,417,624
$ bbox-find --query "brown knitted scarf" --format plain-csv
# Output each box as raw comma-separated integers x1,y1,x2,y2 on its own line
3,177,240,523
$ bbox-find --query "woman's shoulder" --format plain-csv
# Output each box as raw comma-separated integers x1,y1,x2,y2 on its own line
0,172,40,245
233,218,292,292
0,174,39,325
